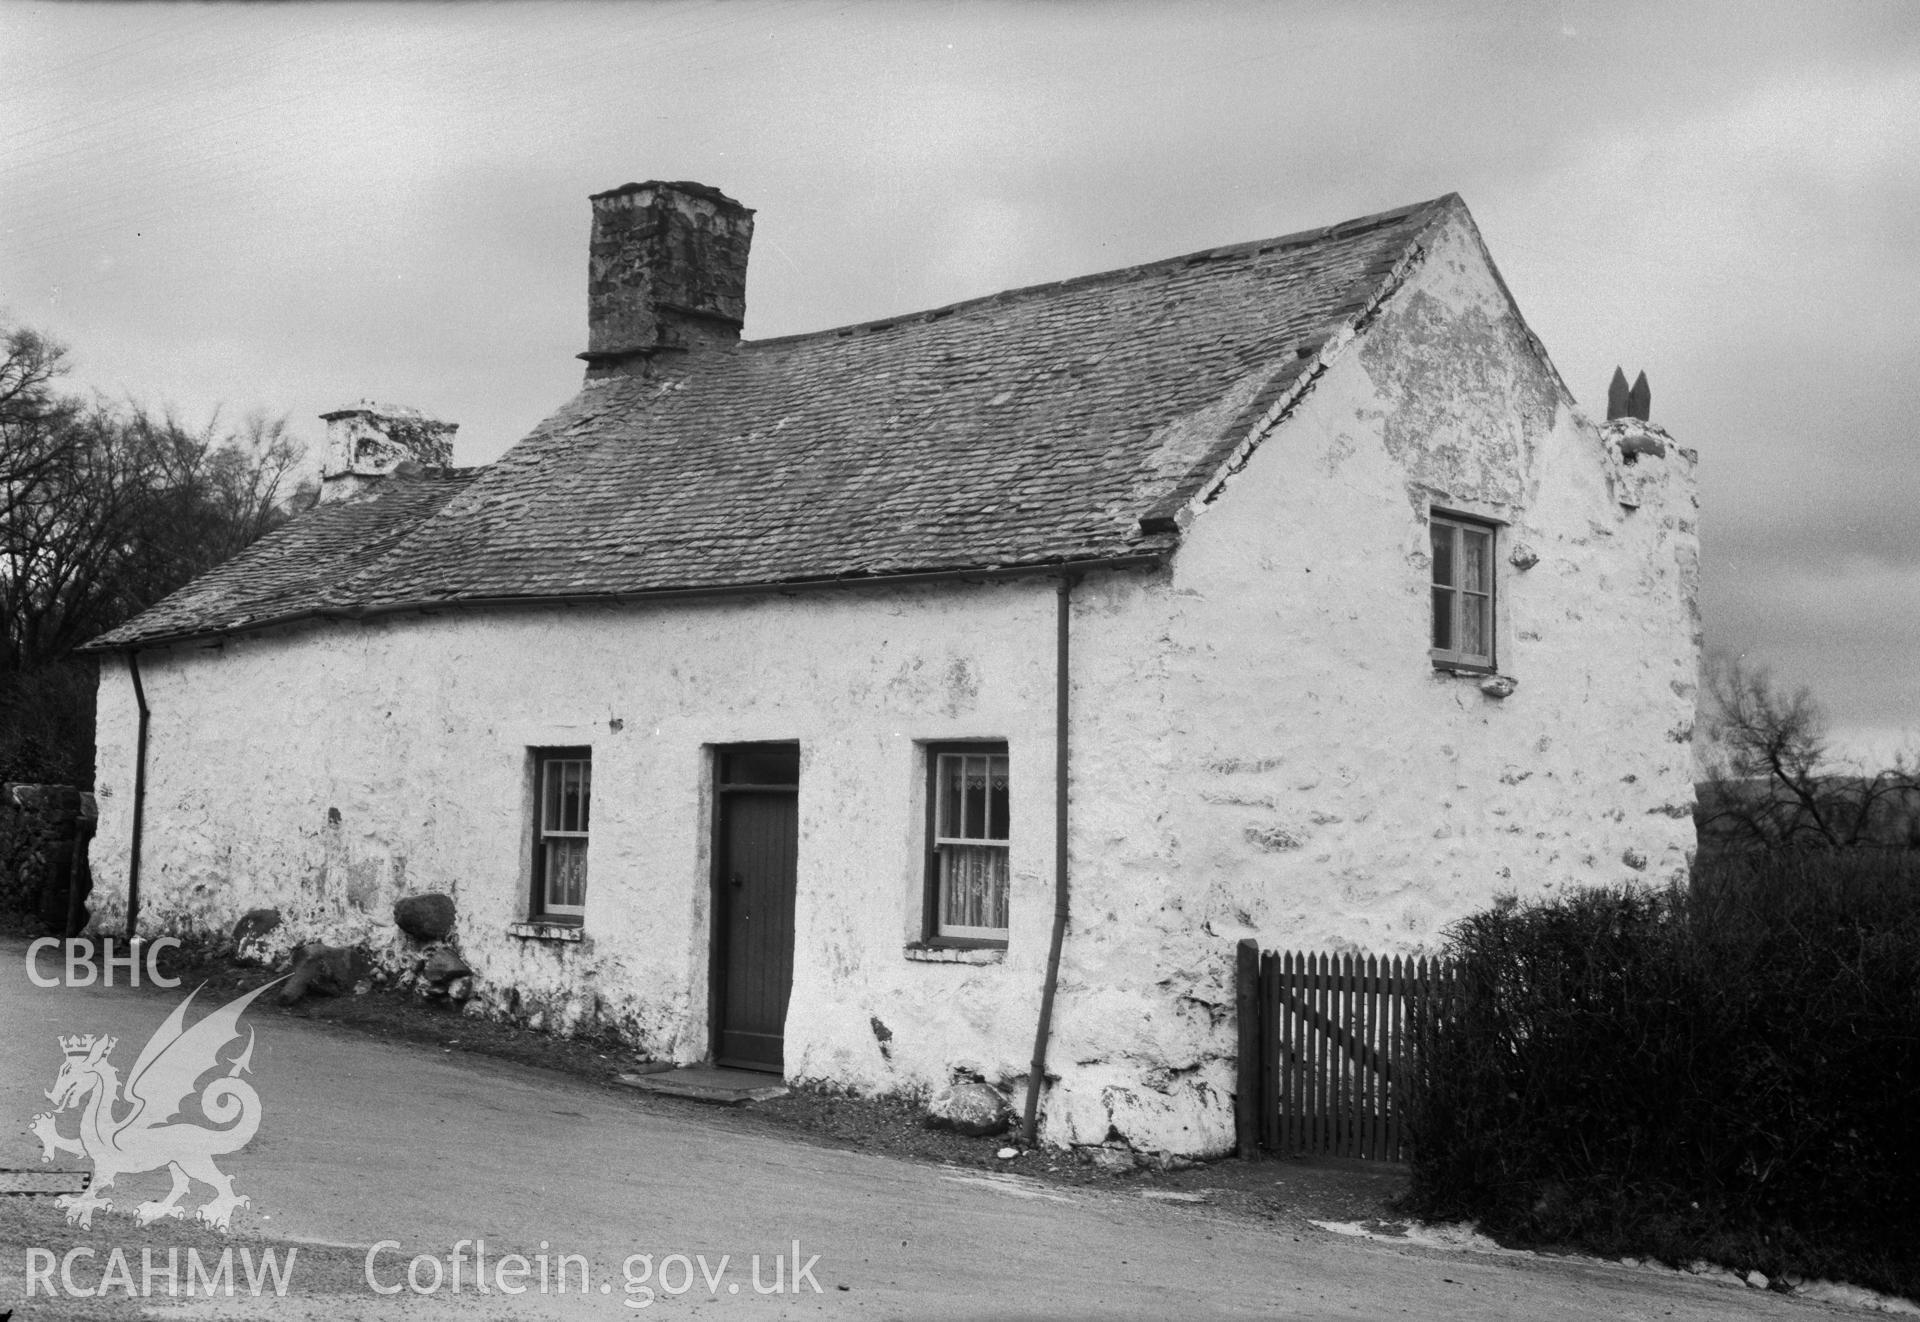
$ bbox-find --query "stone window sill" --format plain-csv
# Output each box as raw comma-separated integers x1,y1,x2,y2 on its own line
1433,665,1518,699
904,944,1004,965
507,921,584,943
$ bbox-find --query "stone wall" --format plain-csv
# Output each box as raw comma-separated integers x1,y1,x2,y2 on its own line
0,783,97,929
587,181,754,361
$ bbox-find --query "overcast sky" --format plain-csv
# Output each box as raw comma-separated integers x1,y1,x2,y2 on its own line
4,1,1917,762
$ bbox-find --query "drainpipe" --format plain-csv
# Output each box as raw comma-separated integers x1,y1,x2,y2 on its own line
1022,571,1078,1146
125,650,150,940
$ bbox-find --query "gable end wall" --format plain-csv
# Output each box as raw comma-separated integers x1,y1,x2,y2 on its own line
1040,208,1700,1154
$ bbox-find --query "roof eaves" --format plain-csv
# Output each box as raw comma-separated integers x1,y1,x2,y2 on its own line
79,546,1176,653
77,471,483,654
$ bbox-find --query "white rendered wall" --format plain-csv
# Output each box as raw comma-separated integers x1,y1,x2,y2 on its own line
92,582,1093,1110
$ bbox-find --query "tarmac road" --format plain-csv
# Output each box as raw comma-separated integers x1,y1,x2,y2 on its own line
0,937,1842,1319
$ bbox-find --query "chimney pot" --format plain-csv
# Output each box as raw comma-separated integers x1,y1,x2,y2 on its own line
1628,370,1651,421
582,180,754,375
1606,366,1652,422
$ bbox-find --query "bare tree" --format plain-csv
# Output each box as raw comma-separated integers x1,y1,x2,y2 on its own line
1697,653,1920,852
0,317,316,782
0,324,83,526
84,405,313,633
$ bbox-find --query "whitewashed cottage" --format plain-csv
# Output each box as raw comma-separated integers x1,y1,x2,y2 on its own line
83,181,1699,1157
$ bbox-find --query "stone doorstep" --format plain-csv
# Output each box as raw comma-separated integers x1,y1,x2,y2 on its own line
615,1066,790,1105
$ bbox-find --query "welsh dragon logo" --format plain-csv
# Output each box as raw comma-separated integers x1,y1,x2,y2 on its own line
31,980,280,1231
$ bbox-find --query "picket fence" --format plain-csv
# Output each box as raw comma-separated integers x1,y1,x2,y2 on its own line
1233,939,1455,1162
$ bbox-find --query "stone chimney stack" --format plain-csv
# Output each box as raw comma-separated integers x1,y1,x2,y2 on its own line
580,180,755,377
318,402,458,505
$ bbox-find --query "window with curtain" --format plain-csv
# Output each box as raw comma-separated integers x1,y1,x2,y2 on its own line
928,745,1010,944
532,749,591,922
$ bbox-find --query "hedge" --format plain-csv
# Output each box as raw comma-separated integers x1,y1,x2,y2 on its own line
1403,855,1920,1299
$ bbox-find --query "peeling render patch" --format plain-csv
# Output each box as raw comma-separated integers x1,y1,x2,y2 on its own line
1244,824,1306,852
1170,225,1435,530
1363,292,1560,512
1601,418,1681,510
1199,789,1278,809
1206,756,1285,775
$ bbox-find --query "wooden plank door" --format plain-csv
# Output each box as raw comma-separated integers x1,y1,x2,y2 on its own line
712,746,799,1072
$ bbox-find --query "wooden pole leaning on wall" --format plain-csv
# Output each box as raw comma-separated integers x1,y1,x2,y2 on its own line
1234,937,1261,1159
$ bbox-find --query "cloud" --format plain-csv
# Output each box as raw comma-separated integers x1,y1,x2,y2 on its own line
1712,555,1920,741
5,0,1919,758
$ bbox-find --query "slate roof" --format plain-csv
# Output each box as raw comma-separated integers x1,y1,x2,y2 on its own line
85,472,482,649
86,193,1462,650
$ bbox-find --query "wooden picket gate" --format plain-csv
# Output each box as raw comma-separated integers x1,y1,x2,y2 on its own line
1234,939,1453,1162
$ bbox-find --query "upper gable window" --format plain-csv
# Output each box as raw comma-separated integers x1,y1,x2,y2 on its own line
1430,513,1496,671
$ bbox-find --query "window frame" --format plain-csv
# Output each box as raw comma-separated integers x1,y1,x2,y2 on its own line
1429,511,1498,672
922,741,1011,949
529,747,592,925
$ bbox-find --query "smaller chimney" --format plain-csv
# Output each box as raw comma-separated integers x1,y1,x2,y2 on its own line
580,180,755,377
318,401,458,505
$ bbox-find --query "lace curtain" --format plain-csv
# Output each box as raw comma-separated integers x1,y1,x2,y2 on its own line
940,843,1009,932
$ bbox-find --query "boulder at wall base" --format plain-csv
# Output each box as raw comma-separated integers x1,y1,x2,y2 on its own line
393,892,456,942
927,1081,1014,1138
277,944,371,1006
421,947,472,985
231,908,282,949
1081,1143,1138,1173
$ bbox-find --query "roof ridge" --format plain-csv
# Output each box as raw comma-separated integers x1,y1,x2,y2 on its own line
745,194,1459,350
